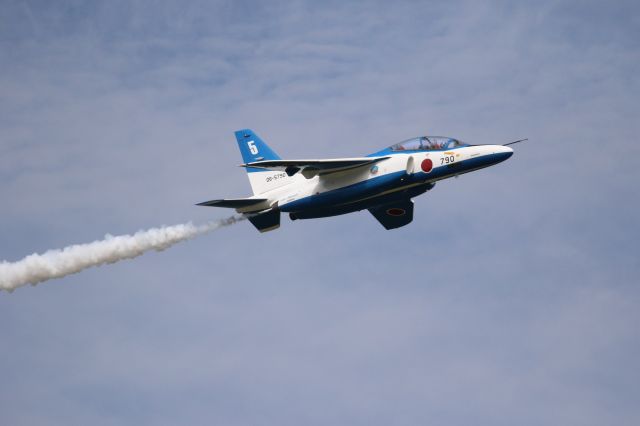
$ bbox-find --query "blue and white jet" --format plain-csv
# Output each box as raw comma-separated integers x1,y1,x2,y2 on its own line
198,129,520,232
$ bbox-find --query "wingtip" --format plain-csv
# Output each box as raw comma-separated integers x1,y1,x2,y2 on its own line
196,200,218,206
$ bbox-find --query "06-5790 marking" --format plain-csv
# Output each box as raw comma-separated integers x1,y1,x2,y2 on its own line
266,173,287,183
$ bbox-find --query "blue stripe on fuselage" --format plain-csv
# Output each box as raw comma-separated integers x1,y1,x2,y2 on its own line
291,183,434,219
366,145,467,157
280,170,407,212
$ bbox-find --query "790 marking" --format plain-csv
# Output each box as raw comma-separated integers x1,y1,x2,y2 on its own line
440,155,455,165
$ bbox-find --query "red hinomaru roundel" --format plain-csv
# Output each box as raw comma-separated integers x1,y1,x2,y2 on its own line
421,158,433,173
386,208,406,216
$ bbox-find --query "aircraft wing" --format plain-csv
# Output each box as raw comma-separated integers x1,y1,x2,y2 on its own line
196,198,268,209
242,157,389,179
368,199,414,230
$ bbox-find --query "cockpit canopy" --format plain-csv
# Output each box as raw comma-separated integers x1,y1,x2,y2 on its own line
390,136,466,151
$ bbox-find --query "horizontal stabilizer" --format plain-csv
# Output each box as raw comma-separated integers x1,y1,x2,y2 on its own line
241,157,389,178
196,198,268,209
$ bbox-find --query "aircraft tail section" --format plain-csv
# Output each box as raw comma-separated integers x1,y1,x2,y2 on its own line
234,129,293,195
235,129,281,163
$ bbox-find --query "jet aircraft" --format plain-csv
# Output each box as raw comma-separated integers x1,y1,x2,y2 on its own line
198,129,520,232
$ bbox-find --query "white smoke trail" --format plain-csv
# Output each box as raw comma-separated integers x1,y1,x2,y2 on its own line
0,215,245,292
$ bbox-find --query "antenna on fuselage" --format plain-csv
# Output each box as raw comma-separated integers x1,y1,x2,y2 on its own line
503,138,529,146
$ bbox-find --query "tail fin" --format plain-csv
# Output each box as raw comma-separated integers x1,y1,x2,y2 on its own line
235,129,293,195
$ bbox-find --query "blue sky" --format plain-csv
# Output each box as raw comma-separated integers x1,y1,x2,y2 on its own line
1,1,639,425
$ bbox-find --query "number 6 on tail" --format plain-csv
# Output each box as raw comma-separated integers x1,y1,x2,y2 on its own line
247,141,259,155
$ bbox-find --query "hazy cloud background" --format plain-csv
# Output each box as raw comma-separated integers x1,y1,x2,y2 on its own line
1,1,639,425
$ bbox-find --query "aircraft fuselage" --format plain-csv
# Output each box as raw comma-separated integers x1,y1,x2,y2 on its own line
245,144,512,219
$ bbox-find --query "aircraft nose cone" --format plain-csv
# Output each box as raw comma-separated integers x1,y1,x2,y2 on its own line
501,145,514,158
494,145,513,162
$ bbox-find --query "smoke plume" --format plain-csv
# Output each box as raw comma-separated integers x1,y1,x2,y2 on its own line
0,215,245,292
